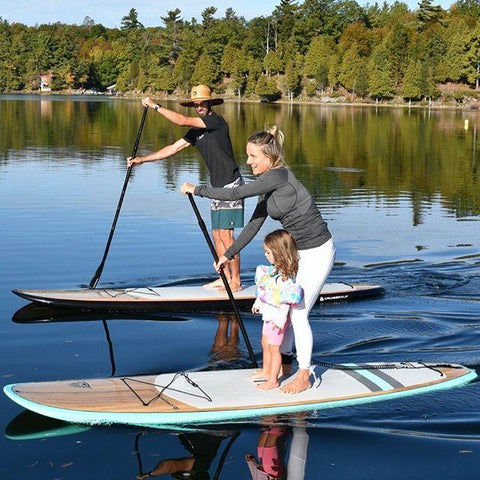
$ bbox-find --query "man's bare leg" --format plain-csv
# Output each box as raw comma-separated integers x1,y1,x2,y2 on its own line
204,229,242,291
217,229,242,291
203,229,230,288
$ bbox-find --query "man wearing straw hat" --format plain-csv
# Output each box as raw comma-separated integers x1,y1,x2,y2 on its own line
127,85,244,292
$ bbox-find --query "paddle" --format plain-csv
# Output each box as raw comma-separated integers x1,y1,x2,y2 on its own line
89,106,149,289
187,193,258,368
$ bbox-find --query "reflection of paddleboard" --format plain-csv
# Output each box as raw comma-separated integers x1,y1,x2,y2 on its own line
12,283,384,312
12,303,190,323
5,410,90,440
4,363,475,427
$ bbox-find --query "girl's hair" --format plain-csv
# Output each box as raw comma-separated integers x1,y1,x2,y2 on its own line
264,229,299,279
247,126,287,168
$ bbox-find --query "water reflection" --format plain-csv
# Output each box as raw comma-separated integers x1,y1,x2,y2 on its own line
0,97,478,217
210,314,241,365
5,410,90,440
246,425,308,480
136,430,239,480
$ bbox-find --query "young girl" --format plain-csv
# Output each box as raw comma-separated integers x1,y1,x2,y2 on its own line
251,230,303,390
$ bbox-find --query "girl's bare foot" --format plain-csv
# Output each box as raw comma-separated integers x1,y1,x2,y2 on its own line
257,380,280,390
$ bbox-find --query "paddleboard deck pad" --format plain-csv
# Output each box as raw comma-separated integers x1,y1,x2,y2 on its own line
4,363,475,427
12,283,384,312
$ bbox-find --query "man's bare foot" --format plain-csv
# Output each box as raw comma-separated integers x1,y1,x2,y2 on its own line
257,380,280,390
281,370,311,394
249,369,268,380
203,278,223,289
217,282,243,293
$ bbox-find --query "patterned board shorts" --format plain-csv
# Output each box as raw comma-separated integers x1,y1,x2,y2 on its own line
211,177,244,230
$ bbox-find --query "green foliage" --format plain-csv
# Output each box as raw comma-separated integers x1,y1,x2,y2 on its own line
255,74,279,97
121,8,144,31
402,59,423,99
191,54,218,85
264,50,283,75
304,35,337,89
368,43,395,98
0,5,478,99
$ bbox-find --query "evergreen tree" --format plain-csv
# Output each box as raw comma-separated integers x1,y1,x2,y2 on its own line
273,0,299,44
121,8,144,31
368,43,395,98
456,0,480,18
416,0,444,30
264,50,283,76
384,23,413,87
161,9,182,62
464,25,480,89
255,74,279,97
402,59,423,99
339,44,366,91
304,35,336,90
284,58,301,99
191,54,218,86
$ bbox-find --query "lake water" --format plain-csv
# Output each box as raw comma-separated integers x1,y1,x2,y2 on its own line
1,95,479,479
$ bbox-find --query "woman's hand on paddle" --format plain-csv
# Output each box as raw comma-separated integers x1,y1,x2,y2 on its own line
181,182,196,195
127,156,143,167
214,255,229,272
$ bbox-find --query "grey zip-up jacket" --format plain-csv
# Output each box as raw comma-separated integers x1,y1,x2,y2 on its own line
194,167,331,259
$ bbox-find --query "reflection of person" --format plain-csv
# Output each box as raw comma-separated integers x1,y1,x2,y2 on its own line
251,230,303,390
127,85,244,292
246,425,309,480
181,126,336,394
210,313,240,363
137,432,224,479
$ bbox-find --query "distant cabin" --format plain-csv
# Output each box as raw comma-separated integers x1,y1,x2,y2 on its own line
39,74,53,92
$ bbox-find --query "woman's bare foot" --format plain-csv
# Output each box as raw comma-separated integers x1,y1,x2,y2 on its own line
281,369,311,394
257,380,280,390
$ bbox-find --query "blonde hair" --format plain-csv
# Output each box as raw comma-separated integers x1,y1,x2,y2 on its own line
264,229,299,279
247,126,287,169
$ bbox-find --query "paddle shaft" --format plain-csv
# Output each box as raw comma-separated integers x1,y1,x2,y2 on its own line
187,193,258,368
89,106,149,289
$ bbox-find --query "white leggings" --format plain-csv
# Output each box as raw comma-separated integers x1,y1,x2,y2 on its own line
280,239,336,369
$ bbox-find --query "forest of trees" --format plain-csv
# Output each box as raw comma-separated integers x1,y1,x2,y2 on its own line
1,0,480,104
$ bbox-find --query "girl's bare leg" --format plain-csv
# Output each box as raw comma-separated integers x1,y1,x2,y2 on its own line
257,344,281,390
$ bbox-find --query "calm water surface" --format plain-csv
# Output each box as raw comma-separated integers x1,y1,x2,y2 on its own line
1,95,480,479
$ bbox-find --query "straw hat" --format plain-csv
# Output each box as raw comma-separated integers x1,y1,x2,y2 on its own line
180,85,224,107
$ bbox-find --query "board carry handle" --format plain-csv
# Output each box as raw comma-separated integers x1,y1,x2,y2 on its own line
89,106,149,289
187,193,258,368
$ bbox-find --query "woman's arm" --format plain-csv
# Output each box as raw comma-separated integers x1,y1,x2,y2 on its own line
194,169,286,201
223,198,268,259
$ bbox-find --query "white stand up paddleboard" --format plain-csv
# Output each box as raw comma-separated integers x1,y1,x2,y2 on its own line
12,283,384,312
4,363,475,427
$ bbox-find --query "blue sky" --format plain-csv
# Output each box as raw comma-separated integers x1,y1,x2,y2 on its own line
3,0,455,28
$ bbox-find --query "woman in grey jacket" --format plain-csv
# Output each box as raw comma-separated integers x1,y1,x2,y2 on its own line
181,127,335,394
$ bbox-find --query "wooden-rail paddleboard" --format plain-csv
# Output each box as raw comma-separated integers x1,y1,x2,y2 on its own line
12,283,384,312
4,363,475,427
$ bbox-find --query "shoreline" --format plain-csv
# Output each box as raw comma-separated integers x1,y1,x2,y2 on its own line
2,90,480,112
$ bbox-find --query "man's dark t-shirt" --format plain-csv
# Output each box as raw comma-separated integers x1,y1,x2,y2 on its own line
183,112,240,187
